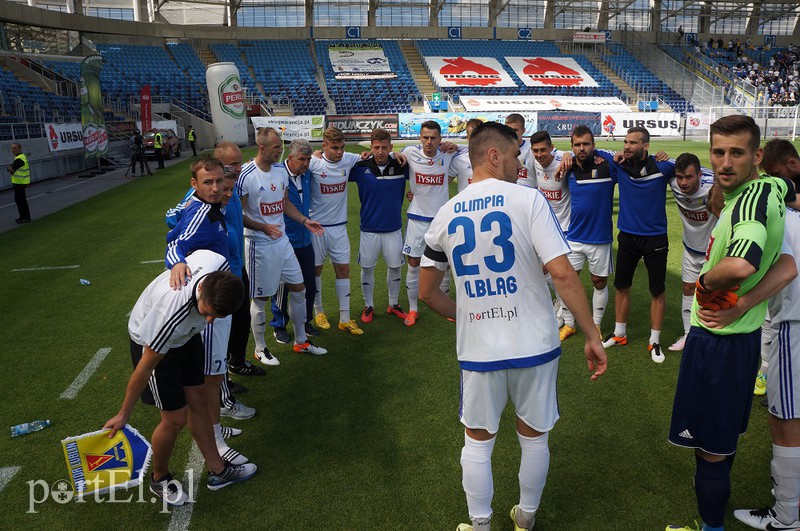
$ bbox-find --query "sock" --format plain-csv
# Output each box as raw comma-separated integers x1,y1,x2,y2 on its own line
772,444,800,524
614,322,627,337
219,378,235,408
361,266,375,308
518,431,549,516
694,456,730,529
592,286,608,326
335,278,351,323
440,269,451,294
314,276,323,314
250,298,267,351
649,329,661,345
406,265,420,312
561,304,575,328
387,266,402,307
461,434,496,520
289,290,307,344
213,423,224,447
682,294,693,335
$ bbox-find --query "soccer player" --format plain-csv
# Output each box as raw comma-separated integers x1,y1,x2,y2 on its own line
349,128,409,323
450,118,483,193
529,131,570,233
504,113,534,186
239,127,327,365
402,120,459,326
418,121,607,531
602,127,675,363
558,125,617,341
104,250,257,505
308,127,364,335
761,139,800,182
269,140,321,342
667,153,716,352
667,115,789,531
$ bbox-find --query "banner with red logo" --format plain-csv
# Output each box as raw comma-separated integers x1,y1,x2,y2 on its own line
505,57,598,88
461,95,630,112
45,122,84,152
80,55,108,158
600,113,682,136
686,112,711,131
140,85,152,133
425,57,517,88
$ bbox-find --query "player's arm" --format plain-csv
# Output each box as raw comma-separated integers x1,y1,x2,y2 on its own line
546,254,607,380
418,251,455,320
283,191,323,235
103,345,163,438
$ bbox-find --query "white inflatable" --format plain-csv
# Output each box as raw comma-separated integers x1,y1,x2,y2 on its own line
206,62,248,146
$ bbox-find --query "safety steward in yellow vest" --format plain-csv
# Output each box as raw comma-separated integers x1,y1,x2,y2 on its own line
8,142,31,223
154,131,165,169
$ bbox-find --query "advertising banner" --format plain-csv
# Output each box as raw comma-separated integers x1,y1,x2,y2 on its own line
206,62,248,146
573,31,607,43
325,114,399,140
328,43,396,80
538,111,601,137
599,112,682,136
251,116,324,141
45,122,84,152
140,85,152,133
686,112,711,132
461,95,630,112
425,57,517,88
398,112,537,139
80,55,108,158
505,57,598,88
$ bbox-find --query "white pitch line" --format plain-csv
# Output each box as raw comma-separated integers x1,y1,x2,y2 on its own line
59,348,112,400
140,260,163,264
167,442,203,531
0,466,21,493
0,178,98,209
12,265,80,272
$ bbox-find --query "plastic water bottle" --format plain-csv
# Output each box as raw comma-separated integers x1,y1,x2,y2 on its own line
79,279,91,286
11,420,51,437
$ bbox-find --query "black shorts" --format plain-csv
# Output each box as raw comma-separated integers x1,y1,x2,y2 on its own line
130,335,205,411
668,326,761,455
613,231,668,295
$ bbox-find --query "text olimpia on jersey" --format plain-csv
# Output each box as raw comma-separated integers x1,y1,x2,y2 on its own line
533,151,570,233
669,167,716,254
424,179,570,371
402,145,458,221
238,160,289,244
309,152,360,226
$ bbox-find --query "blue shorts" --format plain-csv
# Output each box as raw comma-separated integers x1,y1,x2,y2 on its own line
668,326,761,455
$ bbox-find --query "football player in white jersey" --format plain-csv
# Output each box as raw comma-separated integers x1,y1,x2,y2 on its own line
239,127,326,366
402,120,459,326
450,118,483,193
419,121,607,531
504,113,534,186
667,153,716,352
308,127,365,335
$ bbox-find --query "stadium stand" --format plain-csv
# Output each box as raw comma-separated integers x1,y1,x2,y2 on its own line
166,42,209,110
0,67,79,124
208,42,258,95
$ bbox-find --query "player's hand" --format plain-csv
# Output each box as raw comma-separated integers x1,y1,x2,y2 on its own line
102,414,127,439
654,150,669,162
169,262,191,290
263,223,283,239
393,152,408,166
697,303,744,329
312,149,322,159
584,340,608,381
694,278,739,310
304,219,324,235
555,153,573,180
360,150,371,160
613,152,624,164
406,191,414,202
439,141,458,153
594,155,606,165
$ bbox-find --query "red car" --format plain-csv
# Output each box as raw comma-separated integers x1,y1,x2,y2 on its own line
143,129,181,159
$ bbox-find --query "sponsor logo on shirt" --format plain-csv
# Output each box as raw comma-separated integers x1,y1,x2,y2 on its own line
415,172,445,186
540,189,562,201
260,200,284,215
705,235,715,261
517,167,528,180
678,205,709,222
321,182,347,194
468,305,518,323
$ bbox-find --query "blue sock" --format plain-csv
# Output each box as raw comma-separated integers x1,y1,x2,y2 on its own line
695,456,729,529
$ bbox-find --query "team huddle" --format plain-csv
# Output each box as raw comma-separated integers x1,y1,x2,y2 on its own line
102,113,800,531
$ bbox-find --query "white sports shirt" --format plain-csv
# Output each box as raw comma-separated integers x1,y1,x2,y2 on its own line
517,139,534,184
668,168,716,254
424,179,570,371
402,144,458,222
449,148,473,193
238,159,289,244
768,208,800,324
309,152,361,226
129,250,230,354
533,151,570,233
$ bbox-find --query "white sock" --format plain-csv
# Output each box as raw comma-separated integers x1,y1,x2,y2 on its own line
250,298,267,351
649,329,661,345
387,266,402,307
440,269,451,294
461,434,496,521
772,444,800,524
213,423,224,446
681,294,693,335
406,265,419,312
592,286,608,326
289,290,307,344
518,431,550,515
361,266,375,308
335,278,351,323
314,276,323,314
561,304,575,328
614,322,627,337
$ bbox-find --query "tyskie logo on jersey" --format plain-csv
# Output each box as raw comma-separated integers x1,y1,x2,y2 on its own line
321,182,347,194
540,189,562,201
218,75,245,119
678,205,709,223
415,172,445,186
260,200,284,215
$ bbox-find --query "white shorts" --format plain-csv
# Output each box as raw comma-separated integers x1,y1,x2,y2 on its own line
245,237,303,298
202,315,231,376
767,320,800,420
312,224,351,266
566,241,614,277
681,249,705,284
403,219,432,258
459,358,560,435
359,230,405,269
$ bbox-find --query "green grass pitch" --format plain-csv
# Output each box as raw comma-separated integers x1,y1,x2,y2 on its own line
0,138,797,529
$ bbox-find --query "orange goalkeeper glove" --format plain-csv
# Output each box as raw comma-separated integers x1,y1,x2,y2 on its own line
695,274,739,311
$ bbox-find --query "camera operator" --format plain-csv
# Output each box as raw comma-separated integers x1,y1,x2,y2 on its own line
129,130,149,177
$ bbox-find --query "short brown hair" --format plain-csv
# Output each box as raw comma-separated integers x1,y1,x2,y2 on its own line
190,156,225,180
762,139,800,168
256,127,280,145
530,131,552,146
468,121,517,168
710,115,761,152
323,127,345,144
626,126,650,143
214,141,239,160
199,271,244,317
570,125,594,144
370,128,392,143
505,113,525,127
675,152,701,174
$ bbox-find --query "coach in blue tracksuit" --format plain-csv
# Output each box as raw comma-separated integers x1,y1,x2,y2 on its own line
270,140,319,342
